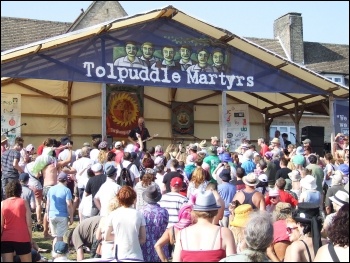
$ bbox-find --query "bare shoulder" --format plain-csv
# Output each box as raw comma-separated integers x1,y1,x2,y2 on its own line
313,244,332,262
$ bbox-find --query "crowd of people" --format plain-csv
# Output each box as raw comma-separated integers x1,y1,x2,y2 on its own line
1,123,349,262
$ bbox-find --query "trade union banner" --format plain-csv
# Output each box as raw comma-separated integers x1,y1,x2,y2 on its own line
1,93,21,146
1,19,326,95
171,102,194,135
106,85,143,138
333,99,349,136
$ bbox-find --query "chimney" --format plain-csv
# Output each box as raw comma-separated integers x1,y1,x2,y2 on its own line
273,13,304,65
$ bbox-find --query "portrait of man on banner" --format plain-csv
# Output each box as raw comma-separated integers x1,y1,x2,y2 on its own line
106,89,143,138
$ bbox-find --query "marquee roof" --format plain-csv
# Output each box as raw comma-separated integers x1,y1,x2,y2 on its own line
1,5,348,118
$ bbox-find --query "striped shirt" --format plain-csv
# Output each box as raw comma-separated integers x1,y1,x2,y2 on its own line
1,149,21,179
158,192,188,229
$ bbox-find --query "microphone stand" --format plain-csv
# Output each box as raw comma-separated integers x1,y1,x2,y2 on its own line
290,133,299,145
1,123,26,136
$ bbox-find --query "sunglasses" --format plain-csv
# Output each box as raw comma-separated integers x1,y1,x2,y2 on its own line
286,226,298,234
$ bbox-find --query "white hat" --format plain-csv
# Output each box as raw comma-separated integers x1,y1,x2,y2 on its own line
258,173,268,183
243,173,260,187
269,188,280,197
329,190,349,207
300,175,317,190
288,170,301,182
115,141,122,148
91,163,103,172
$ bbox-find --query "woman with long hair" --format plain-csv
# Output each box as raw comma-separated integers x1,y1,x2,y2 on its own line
187,167,209,199
134,169,160,210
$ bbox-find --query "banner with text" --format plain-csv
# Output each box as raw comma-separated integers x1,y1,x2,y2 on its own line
219,104,250,152
333,99,349,136
1,93,21,146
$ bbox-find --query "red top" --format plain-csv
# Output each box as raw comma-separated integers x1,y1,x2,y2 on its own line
260,144,270,157
37,144,44,155
2,197,31,242
273,220,290,243
180,227,226,262
265,189,298,207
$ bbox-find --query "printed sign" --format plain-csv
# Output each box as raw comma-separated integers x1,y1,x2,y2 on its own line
1,93,21,146
333,99,349,136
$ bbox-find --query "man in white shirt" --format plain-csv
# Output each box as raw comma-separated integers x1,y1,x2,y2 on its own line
94,165,121,216
118,152,140,186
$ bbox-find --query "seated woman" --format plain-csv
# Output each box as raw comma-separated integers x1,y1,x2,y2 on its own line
172,190,236,262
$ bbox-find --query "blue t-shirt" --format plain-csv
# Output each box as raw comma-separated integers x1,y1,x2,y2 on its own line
218,182,237,217
47,184,72,217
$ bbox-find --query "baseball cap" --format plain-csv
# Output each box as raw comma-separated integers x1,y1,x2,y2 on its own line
302,138,311,144
91,163,103,173
25,144,35,152
19,173,30,182
57,172,68,181
115,141,123,148
170,177,183,187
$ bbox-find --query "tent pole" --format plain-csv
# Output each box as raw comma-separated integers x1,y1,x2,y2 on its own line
221,91,227,147
329,95,335,156
294,102,300,146
102,83,107,140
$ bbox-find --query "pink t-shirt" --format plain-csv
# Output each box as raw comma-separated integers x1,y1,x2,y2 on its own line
273,219,290,243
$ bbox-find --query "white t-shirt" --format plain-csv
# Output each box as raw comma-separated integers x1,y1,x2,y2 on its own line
107,206,146,260
90,149,100,163
94,178,121,216
72,157,94,189
79,194,92,218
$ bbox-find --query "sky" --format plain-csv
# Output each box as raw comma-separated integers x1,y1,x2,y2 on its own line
1,1,349,45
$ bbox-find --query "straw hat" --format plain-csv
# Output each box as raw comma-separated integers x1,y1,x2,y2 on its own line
242,173,260,187
271,138,280,144
230,204,253,227
329,190,349,207
288,170,301,182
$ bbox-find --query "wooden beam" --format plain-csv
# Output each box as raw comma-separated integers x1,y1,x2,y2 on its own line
245,92,289,112
187,91,221,103
265,94,321,110
71,93,101,105
225,93,262,112
20,94,67,99
321,102,330,115
12,80,67,104
144,94,171,108
170,88,177,101
67,81,73,136
21,113,100,119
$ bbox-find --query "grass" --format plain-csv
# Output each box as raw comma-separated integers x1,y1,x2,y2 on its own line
32,220,91,261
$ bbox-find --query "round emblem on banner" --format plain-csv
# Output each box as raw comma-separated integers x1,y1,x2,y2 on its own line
9,117,15,126
177,111,189,126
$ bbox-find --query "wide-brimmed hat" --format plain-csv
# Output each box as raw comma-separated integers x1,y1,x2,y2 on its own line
105,165,117,176
271,138,280,144
288,170,301,182
230,204,253,227
219,169,231,182
300,175,317,190
242,173,260,187
142,184,162,204
293,202,320,223
199,140,207,149
274,202,292,215
193,190,221,211
338,164,349,176
329,190,349,207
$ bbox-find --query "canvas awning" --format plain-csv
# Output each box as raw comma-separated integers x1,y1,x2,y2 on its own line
1,5,348,118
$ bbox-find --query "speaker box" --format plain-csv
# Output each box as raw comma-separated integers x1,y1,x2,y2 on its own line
301,126,324,147
311,146,324,157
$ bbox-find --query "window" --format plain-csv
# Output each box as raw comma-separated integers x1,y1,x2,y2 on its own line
270,126,296,145
324,74,345,85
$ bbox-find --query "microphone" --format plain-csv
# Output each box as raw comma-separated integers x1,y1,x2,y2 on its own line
290,132,295,135
23,123,27,126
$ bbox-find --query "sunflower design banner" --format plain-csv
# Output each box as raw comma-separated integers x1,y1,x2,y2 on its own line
106,85,143,138
171,102,194,135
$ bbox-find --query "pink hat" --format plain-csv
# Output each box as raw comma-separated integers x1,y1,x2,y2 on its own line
173,203,193,230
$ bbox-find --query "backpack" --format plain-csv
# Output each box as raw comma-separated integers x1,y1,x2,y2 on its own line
117,162,134,187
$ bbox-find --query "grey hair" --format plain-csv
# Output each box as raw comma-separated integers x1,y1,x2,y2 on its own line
244,211,274,261
258,137,265,143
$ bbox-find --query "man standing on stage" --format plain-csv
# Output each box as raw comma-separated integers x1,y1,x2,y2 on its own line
128,117,151,150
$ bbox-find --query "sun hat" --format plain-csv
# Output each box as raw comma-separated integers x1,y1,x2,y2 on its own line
193,190,221,211
302,138,312,144
25,144,35,152
242,173,260,187
19,173,30,182
199,140,207,148
274,202,292,215
292,202,320,223
331,170,344,186
142,184,162,204
230,204,253,227
271,138,280,144
288,170,301,182
207,146,217,156
300,175,317,190
57,171,68,181
170,177,183,188
329,190,349,207
338,164,349,176
219,169,231,182
54,241,69,254
292,154,305,166
269,188,280,197
295,146,304,155
114,141,122,148
98,141,108,149
105,165,117,176
91,163,103,173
